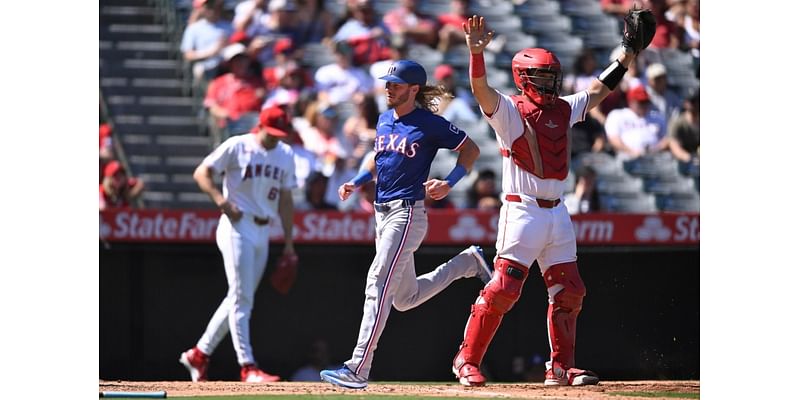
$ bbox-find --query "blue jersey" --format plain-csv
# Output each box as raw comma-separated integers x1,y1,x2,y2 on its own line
373,108,468,203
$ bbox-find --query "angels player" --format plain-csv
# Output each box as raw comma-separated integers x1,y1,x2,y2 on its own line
451,16,643,387
179,105,297,383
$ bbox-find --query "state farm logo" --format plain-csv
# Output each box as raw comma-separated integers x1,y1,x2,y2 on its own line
635,216,671,242
449,215,486,241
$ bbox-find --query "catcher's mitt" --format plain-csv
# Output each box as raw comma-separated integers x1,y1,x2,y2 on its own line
621,7,656,54
270,253,299,295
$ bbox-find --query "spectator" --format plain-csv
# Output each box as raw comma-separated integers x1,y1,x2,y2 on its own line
600,0,635,19
332,0,392,66
564,166,598,215
382,0,439,48
465,169,501,210
262,61,309,110
99,161,145,210
342,93,380,166
605,85,669,161
180,0,233,84
296,172,338,210
278,111,322,191
203,43,266,145
563,48,601,95
433,65,479,125
644,63,682,122
437,0,470,52
676,0,699,74
242,0,303,67
668,89,699,165
314,40,374,106
641,0,682,50
261,38,312,90
232,0,268,33
295,0,336,44
298,100,351,174
290,339,337,382
99,123,115,182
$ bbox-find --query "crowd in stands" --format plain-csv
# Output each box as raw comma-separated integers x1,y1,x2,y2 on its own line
99,123,145,210
103,0,700,213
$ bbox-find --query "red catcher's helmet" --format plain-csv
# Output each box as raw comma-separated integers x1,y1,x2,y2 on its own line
512,48,563,107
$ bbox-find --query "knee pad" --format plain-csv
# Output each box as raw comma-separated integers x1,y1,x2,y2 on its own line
476,258,530,315
543,262,585,311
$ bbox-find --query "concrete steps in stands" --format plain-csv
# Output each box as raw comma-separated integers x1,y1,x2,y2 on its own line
100,0,210,209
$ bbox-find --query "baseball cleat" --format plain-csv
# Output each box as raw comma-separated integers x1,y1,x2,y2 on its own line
467,245,493,284
544,366,600,386
320,365,368,389
453,363,486,387
240,364,280,383
179,347,209,382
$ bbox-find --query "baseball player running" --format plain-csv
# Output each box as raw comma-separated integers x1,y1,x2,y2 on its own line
319,60,492,389
450,13,654,387
179,105,297,383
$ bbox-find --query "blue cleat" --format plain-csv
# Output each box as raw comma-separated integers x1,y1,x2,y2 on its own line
467,245,493,284
320,365,368,389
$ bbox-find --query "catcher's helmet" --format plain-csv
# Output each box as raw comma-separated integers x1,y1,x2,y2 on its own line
512,48,562,107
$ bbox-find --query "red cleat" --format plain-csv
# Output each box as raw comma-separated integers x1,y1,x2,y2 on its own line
240,364,280,383
179,347,209,382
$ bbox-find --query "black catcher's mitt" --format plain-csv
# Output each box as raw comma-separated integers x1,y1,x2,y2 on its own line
621,7,656,54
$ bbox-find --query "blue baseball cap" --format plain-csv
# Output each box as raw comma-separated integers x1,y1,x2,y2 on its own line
379,60,427,86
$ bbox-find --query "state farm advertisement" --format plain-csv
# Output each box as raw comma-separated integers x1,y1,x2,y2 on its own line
100,209,698,246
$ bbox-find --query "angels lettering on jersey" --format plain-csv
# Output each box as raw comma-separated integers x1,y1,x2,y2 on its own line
242,163,287,182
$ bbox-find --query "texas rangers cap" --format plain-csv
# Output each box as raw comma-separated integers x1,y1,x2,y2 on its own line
256,106,290,137
379,60,427,86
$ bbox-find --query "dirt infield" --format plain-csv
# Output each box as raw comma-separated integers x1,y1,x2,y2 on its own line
100,380,700,399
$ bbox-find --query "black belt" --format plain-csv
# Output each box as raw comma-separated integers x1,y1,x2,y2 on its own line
253,216,271,226
505,194,561,208
374,199,416,213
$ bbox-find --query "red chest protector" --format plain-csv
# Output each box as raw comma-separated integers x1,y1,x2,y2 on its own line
502,95,572,180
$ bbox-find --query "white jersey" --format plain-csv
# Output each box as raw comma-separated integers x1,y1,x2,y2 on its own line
202,133,297,220
482,90,589,200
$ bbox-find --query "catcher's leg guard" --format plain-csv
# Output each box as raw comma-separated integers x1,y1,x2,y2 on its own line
453,258,529,386
542,262,586,370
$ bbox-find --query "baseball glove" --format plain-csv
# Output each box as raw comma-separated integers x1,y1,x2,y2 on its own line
269,253,299,295
621,7,656,54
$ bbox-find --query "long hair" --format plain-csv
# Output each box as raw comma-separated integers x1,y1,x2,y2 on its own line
415,84,454,113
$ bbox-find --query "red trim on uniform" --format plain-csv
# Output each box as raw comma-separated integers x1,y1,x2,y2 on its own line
579,90,589,122
481,95,501,119
452,134,469,151
356,208,414,375
499,201,509,256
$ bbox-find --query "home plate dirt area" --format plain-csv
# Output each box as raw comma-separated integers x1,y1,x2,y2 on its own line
99,380,700,399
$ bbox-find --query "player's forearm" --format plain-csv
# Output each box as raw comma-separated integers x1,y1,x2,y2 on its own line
456,138,480,171
469,52,500,116
193,165,225,206
587,52,636,111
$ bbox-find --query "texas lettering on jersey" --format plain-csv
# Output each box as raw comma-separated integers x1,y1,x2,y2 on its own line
374,133,419,158
242,163,287,182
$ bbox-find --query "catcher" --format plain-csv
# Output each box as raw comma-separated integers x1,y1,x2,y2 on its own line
451,8,655,387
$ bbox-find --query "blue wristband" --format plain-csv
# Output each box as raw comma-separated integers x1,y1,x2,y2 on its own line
445,164,467,187
351,170,373,187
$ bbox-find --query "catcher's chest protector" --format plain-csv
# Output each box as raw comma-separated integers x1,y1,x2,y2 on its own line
503,95,572,180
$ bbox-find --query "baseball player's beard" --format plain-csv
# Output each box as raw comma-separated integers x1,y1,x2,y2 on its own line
386,90,410,109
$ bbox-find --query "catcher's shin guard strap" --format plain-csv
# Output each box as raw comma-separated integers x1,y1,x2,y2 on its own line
598,60,627,91
470,52,486,79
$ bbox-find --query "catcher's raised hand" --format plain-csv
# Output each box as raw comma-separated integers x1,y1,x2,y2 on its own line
462,15,494,54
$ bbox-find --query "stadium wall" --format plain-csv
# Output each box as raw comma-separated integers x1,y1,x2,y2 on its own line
100,242,699,382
